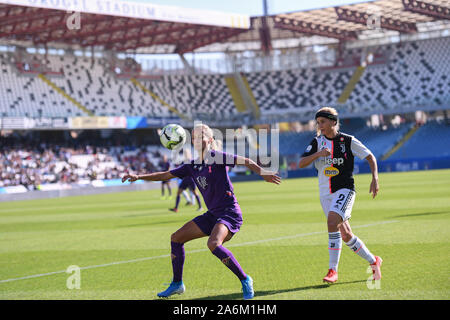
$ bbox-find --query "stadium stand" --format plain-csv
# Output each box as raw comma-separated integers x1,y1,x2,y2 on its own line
278,131,316,156
245,37,450,115
0,53,85,117
1,37,448,120
389,121,450,160
346,37,450,114
350,123,414,160
245,68,352,112
44,54,170,118
1,52,239,119
160,74,238,118
0,136,170,190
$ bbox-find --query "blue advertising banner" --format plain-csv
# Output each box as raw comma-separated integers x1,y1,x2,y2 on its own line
229,157,450,182
126,117,148,129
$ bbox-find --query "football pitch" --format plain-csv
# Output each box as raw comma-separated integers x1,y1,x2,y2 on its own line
0,169,449,300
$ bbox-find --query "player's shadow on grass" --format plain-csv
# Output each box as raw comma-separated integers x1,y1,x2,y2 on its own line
392,211,450,218
194,280,367,300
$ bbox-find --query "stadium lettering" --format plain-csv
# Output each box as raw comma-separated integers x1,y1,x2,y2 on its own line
112,2,120,13
173,304,207,317
96,0,107,12
146,6,155,17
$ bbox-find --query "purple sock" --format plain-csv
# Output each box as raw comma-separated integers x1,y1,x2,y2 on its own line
171,241,185,282
175,195,180,209
212,245,247,281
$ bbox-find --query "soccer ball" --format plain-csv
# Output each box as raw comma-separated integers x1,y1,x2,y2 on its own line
159,124,187,150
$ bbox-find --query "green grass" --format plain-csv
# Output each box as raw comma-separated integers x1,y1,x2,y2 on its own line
1,169,449,300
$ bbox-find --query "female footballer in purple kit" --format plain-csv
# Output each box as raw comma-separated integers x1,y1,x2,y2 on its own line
122,124,281,299
299,107,382,284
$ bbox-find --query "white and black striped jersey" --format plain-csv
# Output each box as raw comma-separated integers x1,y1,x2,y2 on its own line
301,132,372,197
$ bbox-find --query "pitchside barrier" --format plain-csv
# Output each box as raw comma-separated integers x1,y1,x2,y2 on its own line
0,180,159,202
1,157,449,202
229,156,450,181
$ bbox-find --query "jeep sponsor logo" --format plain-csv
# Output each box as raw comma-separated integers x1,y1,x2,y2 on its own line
324,157,344,166
324,166,340,177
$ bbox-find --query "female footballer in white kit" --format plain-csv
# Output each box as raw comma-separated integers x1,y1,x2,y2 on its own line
299,107,382,283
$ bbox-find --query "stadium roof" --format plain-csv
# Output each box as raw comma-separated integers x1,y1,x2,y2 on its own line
0,0,448,54
202,0,450,53
0,0,251,54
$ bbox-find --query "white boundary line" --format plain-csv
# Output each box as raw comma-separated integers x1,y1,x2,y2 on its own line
0,220,398,284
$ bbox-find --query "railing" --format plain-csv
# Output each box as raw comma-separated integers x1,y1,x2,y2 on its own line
136,49,337,75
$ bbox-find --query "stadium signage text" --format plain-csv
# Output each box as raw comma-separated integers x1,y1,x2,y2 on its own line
0,117,69,129
1,0,250,28
69,116,127,129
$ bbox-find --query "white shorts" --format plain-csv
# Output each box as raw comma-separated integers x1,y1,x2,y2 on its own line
320,188,356,221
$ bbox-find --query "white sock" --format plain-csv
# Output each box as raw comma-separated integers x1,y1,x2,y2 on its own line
328,232,342,271
189,191,195,204
345,235,376,264
182,190,190,202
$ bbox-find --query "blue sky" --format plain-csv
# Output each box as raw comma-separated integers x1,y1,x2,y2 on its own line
122,0,372,16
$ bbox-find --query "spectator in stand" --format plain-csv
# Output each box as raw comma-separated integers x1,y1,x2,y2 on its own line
0,137,165,191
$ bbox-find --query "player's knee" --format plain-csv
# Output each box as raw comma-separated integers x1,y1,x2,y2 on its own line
207,238,221,252
171,232,182,244
327,212,341,231
341,231,353,243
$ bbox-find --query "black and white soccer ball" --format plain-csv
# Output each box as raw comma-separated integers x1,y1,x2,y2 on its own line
159,124,187,150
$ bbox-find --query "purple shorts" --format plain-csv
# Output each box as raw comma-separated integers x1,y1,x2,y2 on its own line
179,177,195,191
193,208,243,235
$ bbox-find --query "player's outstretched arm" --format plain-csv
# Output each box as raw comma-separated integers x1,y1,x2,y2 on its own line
121,171,175,183
365,153,379,199
235,155,281,185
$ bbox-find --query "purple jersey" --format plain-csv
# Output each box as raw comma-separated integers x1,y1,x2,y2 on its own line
170,150,241,216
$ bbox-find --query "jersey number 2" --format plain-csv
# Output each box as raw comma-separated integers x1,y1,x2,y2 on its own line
336,194,345,205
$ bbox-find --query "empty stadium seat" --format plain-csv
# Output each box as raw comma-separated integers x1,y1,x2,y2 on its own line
245,37,450,117
389,121,450,160
0,53,86,117
0,36,448,119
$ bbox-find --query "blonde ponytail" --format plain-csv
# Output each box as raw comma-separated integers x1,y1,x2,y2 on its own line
193,124,222,151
